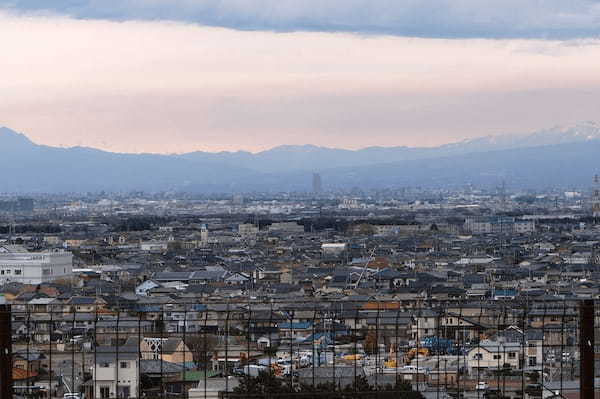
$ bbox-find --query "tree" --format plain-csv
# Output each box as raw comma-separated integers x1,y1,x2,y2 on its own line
528,370,540,384
231,371,291,398
185,334,218,368
230,372,425,399
357,224,376,235
364,329,378,354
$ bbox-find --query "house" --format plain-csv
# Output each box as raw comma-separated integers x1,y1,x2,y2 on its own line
64,296,106,313
135,279,161,296
140,359,186,395
189,377,240,399
12,368,39,396
411,309,439,339
492,326,544,370
439,312,489,342
224,272,251,285
189,269,227,285
364,310,412,345
277,321,313,343
492,289,518,300
140,337,194,367
13,350,48,372
153,272,193,284
467,339,522,372
93,343,139,398
27,297,59,313
95,318,154,345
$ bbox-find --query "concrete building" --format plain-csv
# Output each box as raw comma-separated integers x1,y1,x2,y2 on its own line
593,175,600,217
268,222,304,233
312,172,322,193
0,245,73,285
139,241,168,251
200,224,209,243
465,216,535,235
238,223,259,237
321,243,347,257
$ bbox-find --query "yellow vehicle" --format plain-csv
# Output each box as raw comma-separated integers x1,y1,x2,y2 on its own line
343,354,363,361
384,359,397,368
384,344,397,368
404,348,429,364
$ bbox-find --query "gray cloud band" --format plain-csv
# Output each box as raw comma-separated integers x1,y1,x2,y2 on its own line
6,0,600,39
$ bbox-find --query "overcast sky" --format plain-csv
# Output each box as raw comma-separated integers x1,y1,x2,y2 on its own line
2,1,600,153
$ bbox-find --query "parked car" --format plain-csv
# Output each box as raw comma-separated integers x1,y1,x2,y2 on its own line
476,382,489,391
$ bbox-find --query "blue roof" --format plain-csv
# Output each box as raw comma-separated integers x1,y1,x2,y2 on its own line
494,289,517,296
278,322,312,330
301,332,333,346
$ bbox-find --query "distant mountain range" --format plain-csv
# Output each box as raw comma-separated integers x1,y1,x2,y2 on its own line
2,123,600,193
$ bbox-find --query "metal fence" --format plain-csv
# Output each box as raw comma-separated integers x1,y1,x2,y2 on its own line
0,299,596,399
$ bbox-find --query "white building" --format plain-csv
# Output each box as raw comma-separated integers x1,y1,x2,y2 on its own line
200,224,209,242
465,217,535,235
139,241,168,251
94,345,139,399
321,243,347,257
238,223,259,237
268,222,304,233
467,340,522,371
0,245,73,285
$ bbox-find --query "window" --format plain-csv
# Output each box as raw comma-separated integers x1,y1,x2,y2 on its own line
14,269,21,275
508,352,516,359
473,353,483,360
100,386,110,399
529,357,537,366
120,361,129,369
493,355,501,360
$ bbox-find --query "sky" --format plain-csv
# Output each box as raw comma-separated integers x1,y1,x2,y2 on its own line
2,1,600,153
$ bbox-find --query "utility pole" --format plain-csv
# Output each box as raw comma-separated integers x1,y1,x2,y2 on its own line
0,304,13,399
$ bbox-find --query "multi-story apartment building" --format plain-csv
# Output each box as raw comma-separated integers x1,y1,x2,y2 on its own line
465,217,535,235
238,223,259,237
0,245,73,284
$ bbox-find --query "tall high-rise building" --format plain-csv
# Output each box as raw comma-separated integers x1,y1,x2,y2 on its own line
312,173,322,193
200,224,209,242
593,175,600,218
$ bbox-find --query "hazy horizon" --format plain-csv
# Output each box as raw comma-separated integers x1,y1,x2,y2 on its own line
3,121,600,155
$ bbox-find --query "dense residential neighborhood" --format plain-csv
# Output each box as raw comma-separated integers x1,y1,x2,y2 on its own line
1,188,599,398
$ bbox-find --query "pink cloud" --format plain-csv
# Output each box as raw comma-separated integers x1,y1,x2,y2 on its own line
2,11,600,152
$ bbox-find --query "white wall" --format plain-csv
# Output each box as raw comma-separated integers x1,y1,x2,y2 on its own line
0,250,73,284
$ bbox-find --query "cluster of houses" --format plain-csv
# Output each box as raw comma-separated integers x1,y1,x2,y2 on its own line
1,203,599,398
